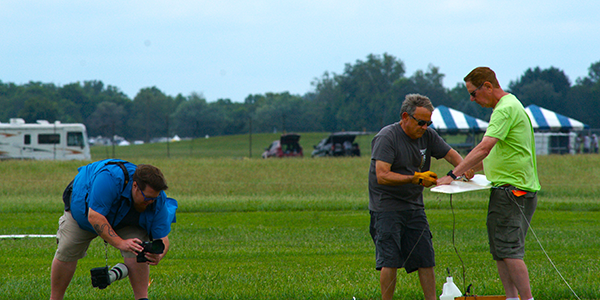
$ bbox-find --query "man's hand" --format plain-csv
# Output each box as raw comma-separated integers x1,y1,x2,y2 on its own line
412,171,438,187
437,175,453,186
464,169,475,180
141,236,170,266
89,208,145,254
142,252,166,266
118,238,144,254
437,169,475,186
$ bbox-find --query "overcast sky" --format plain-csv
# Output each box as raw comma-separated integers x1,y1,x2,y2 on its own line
1,1,599,102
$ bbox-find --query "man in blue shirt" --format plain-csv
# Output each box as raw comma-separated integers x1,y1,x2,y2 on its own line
50,159,177,300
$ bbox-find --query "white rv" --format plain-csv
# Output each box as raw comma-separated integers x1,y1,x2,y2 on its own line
0,118,91,160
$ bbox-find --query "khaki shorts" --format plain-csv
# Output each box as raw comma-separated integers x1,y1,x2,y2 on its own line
54,211,149,262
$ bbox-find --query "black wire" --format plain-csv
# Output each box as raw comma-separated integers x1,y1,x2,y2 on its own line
449,194,467,294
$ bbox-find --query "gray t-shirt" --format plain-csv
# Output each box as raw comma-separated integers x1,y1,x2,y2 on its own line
368,123,451,212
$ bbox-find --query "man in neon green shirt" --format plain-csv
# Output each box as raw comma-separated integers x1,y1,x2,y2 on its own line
438,67,540,300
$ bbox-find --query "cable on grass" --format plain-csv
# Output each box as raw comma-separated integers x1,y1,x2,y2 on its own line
449,194,468,294
383,214,430,297
502,187,582,300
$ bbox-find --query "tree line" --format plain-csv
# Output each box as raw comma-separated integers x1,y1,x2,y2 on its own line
1,53,599,142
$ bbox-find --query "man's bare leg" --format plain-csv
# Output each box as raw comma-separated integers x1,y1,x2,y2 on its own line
418,267,436,300
125,257,150,300
380,267,397,300
50,258,78,300
497,258,533,299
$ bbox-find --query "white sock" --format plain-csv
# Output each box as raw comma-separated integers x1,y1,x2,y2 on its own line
506,298,519,300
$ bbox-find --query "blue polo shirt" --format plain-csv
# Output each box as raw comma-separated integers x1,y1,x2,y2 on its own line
70,159,177,239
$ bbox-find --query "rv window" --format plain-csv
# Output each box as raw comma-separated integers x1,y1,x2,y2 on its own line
24,134,31,145
39,134,60,144
67,132,85,148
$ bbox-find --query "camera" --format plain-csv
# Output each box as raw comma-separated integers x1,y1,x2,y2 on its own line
137,239,165,263
91,263,128,289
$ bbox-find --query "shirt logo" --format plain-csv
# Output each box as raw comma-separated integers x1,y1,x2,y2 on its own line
419,149,427,171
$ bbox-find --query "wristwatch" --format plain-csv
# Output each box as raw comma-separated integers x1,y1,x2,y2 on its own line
447,170,457,180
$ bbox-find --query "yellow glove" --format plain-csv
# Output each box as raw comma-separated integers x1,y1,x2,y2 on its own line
412,171,438,187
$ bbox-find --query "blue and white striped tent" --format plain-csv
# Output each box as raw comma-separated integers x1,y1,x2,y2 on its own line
431,105,489,134
525,104,589,131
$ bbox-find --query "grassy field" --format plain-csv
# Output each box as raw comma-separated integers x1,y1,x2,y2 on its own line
1,133,599,299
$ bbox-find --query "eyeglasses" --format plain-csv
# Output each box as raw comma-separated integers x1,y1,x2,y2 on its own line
469,83,485,98
138,185,159,202
408,114,432,127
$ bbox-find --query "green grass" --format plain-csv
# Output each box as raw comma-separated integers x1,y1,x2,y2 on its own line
1,133,600,299
90,132,375,160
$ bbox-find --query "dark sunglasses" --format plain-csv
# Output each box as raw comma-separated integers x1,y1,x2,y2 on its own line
138,186,159,202
408,114,432,127
469,83,485,98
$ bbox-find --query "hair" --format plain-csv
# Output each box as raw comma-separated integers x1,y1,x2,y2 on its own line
463,66,500,88
400,93,434,118
133,164,168,192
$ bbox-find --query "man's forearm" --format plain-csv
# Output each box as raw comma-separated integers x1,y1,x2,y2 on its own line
452,146,487,176
88,208,123,247
451,136,497,176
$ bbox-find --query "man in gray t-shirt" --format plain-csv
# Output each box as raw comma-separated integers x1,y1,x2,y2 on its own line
369,94,471,300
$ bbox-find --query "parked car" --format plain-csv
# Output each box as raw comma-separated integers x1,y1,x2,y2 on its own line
311,132,361,157
262,133,303,158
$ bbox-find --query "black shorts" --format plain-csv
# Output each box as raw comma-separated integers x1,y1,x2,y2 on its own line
370,209,435,274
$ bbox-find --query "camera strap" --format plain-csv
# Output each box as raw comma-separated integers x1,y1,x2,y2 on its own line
104,161,130,193
104,241,109,268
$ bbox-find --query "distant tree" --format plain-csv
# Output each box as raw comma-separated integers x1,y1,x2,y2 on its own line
11,82,59,121
87,101,126,139
509,66,571,95
334,53,406,131
171,93,227,138
446,82,491,121
310,55,461,131
310,71,342,132
589,61,600,84
19,97,59,123
0,81,20,122
83,80,105,95
514,79,561,109
59,83,89,122
447,82,468,109
55,98,82,123
569,61,600,128
406,65,451,106
508,67,571,112
576,61,600,86
251,92,311,133
216,98,248,135
129,87,174,142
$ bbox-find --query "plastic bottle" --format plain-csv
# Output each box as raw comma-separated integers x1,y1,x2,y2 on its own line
439,276,462,300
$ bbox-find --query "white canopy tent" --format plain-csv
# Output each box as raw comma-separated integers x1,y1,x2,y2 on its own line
430,105,489,134
525,104,588,131
430,105,489,152
525,105,589,154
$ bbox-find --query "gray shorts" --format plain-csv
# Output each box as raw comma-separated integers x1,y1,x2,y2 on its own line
370,209,435,274
487,186,537,260
54,211,149,262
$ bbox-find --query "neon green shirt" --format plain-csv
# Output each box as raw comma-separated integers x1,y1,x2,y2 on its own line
483,94,541,192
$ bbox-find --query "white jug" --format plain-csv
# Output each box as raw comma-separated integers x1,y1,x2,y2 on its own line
439,276,462,300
